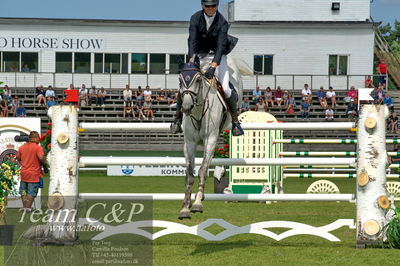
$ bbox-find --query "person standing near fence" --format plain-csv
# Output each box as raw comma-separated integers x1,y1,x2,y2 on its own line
17,131,46,212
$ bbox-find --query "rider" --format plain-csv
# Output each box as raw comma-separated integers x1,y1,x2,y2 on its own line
170,0,244,136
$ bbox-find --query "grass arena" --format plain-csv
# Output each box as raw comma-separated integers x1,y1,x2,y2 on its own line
2,104,400,266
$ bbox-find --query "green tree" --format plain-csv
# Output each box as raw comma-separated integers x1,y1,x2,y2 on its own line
378,21,400,58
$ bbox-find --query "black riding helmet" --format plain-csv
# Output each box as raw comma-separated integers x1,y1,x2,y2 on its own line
201,0,219,6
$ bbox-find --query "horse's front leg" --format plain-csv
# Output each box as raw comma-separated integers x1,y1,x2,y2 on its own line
179,138,196,219
191,135,218,213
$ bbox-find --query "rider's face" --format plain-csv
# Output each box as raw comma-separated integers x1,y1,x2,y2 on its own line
203,4,217,17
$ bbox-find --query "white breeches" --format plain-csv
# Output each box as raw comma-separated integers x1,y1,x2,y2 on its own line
200,54,231,98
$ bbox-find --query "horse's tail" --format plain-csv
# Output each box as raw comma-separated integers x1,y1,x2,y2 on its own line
228,57,254,76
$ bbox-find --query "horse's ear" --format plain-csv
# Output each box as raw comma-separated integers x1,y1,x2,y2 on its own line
194,55,200,68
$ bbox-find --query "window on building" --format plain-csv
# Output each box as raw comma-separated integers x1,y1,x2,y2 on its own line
329,55,348,75
94,53,103,73
131,53,147,74
121,53,128,74
56,52,72,73
150,54,166,74
169,54,185,74
21,52,38,72
254,55,273,75
105,54,120,73
3,52,19,72
74,53,91,73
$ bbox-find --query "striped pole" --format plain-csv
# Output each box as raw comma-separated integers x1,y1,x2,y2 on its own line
284,173,400,178
279,152,356,157
284,164,400,169
273,139,400,144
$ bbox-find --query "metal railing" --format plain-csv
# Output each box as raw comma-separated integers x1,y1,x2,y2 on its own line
0,72,383,91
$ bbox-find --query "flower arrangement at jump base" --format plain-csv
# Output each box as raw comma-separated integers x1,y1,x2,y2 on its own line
385,206,400,249
213,130,230,158
40,122,52,156
0,160,20,225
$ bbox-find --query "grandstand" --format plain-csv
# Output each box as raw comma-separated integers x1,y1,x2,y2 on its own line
11,86,400,151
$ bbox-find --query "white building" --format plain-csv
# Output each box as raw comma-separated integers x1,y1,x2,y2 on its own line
0,0,376,90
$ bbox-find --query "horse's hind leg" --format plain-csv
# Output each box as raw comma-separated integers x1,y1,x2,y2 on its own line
179,140,196,219
192,135,218,213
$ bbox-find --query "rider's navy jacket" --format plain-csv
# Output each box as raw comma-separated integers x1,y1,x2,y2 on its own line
188,10,238,65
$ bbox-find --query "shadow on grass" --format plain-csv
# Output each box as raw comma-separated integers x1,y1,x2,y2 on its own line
190,240,254,256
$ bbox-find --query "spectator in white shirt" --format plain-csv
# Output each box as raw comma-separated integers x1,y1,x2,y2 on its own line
143,85,152,100
325,105,334,121
79,84,88,107
88,86,98,106
301,83,312,102
45,85,56,100
326,86,337,107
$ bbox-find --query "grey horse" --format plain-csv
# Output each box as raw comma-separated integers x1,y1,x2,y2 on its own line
178,54,251,219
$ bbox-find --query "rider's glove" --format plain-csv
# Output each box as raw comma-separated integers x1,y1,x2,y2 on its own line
204,67,216,79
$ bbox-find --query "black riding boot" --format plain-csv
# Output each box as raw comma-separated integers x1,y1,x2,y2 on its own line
170,93,183,134
227,89,244,136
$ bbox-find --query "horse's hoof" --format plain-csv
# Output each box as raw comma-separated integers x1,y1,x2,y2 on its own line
191,204,203,213
178,211,191,220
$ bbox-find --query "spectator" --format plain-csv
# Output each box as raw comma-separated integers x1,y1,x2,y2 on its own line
326,86,337,107
45,85,56,101
46,96,57,108
143,96,154,120
374,86,385,104
143,85,152,101
365,75,374,88
78,84,88,107
346,86,358,103
167,90,175,106
378,59,387,85
136,86,144,102
252,86,262,104
88,86,98,106
123,86,135,120
35,85,46,106
389,112,398,132
255,98,267,112
346,99,358,117
239,97,250,113
286,93,296,109
136,100,145,120
3,85,12,105
264,87,274,107
325,105,334,121
282,90,289,106
97,87,107,107
157,89,167,102
11,96,19,116
316,86,327,108
301,84,312,102
16,102,26,117
348,109,358,122
300,98,311,120
0,100,8,117
383,93,394,112
274,86,284,106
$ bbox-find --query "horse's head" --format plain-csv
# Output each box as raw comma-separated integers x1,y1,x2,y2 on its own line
178,57,203,115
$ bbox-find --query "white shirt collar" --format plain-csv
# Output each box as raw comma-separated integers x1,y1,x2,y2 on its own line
204,12,216,31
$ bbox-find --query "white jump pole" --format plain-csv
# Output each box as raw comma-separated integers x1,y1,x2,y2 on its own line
79,193,355,202
79,122,356,132
79,157,356,167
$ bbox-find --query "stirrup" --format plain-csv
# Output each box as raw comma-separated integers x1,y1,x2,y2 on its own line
170,120,183,134
232,122,244,136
